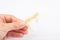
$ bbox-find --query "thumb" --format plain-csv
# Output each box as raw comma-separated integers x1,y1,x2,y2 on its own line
6,22,25,31
12,22,25,30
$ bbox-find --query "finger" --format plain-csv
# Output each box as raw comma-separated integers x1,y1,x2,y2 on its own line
11,22,25,30
0,14,17,23
14,19,26,29
6,28,28,37
4,14,17,23
7,32,24,37
3,14,25,23
10,30,28,34
9,26,28,34
16,30,28,34
11,26,28,32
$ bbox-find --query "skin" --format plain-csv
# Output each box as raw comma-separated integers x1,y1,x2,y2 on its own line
0,14,28,40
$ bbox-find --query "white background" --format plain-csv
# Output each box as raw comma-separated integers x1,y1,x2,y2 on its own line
0,0,59,40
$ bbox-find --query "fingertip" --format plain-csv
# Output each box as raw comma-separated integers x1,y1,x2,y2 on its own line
20,26,28,31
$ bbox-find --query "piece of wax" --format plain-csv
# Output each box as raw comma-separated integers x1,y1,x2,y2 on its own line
25,12,39,30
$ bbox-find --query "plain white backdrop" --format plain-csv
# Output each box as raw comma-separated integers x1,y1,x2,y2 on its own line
0,0,59,40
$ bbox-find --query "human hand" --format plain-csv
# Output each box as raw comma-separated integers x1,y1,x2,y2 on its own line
0,14,28,40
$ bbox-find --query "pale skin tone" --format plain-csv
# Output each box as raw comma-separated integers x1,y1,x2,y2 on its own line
0,14,28,40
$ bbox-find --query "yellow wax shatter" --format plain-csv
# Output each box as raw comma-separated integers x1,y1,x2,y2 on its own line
25,13,38,30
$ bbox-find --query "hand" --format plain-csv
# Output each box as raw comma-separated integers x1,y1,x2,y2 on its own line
0,14,28,40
